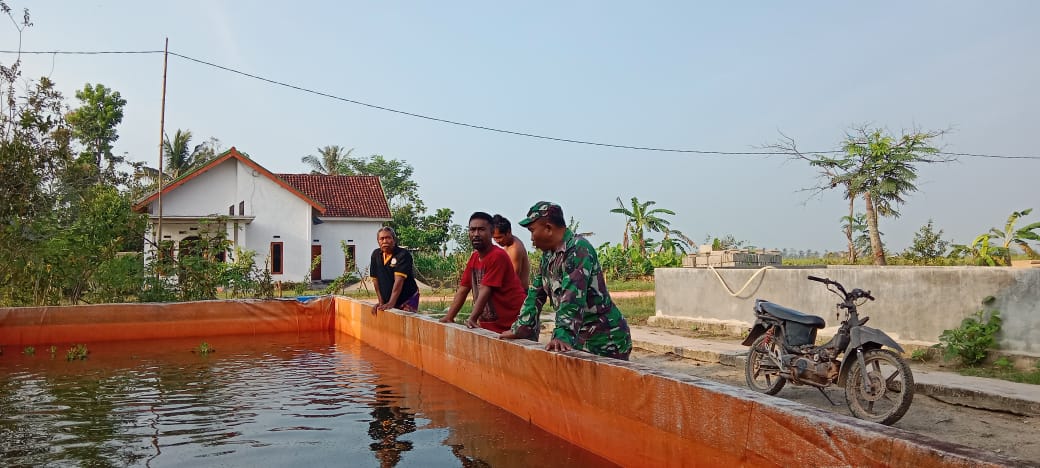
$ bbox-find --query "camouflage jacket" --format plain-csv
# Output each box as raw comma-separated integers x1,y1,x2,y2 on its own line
512,229,632,357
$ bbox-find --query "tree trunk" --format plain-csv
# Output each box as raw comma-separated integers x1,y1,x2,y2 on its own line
846,195,857,264
863,192,887,265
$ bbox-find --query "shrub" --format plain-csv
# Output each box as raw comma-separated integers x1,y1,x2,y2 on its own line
939,302,1002,366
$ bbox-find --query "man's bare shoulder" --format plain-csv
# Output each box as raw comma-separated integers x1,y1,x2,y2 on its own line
505,237,528,255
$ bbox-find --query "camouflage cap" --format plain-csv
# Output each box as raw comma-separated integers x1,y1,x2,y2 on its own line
518,201,564,227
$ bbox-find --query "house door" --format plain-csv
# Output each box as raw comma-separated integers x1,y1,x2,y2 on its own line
310,245,322,281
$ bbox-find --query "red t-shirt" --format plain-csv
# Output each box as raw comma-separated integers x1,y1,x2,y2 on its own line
460,247,526,333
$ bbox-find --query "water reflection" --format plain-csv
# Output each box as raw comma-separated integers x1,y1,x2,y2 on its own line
0,332,613,467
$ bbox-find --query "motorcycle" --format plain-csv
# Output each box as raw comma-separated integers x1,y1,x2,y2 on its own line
741,275,914,425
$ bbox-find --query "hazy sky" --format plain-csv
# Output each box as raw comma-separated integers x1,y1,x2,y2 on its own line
2,1,1037,253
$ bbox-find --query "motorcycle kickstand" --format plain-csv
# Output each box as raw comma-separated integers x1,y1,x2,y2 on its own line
815,386,840,407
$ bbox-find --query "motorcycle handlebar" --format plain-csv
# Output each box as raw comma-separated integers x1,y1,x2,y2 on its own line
807,275,828,283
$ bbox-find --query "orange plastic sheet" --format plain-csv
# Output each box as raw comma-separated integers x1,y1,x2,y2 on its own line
334,297,1013,468
0,298,335,346
0,297,1016,466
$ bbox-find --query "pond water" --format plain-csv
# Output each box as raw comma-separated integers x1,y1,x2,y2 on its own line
0,331,614,467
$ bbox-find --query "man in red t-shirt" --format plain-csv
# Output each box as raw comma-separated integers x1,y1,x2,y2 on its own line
439,212,527,334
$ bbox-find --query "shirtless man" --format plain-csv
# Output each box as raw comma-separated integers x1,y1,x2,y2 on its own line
491,214,531,290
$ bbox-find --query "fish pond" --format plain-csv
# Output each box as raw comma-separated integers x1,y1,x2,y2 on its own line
0,331,614,467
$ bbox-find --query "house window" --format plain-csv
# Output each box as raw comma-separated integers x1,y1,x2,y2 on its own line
228,205,234,215
271,242,284,274
239,201,245,216
344,244,357,273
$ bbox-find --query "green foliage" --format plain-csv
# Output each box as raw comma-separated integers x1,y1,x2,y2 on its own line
939,305,1002,366
785,127,948,266
23,346,34,355
993,356,1014,371
87,253,143,304
65,344,89,361
910,349,930,362
301,145,355,175
49,345,56,358
902,219,949,264
413,251,466,288
194,341,214,356
65,83,127,184
610,196,686,256
988,208,1040,265
597,242,650,281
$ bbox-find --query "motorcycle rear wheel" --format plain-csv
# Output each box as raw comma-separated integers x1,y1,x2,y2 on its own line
844,348,915,425
745,333,786,395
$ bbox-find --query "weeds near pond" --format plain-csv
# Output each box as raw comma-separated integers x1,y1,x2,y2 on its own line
23,346,35,356
49,345,57,359
66,344,89,361
193,342,215,356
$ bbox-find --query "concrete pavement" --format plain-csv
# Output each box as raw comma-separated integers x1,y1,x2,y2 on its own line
627,325,1040,417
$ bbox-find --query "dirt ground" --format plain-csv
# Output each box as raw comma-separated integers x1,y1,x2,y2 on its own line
631,349,1040,465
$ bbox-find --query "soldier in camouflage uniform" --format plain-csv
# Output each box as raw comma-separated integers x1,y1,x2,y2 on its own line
501,201,633,360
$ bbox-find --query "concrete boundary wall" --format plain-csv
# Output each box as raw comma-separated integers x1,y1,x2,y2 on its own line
655,267,1040,354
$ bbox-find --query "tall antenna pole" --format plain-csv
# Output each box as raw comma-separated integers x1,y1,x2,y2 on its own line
157,38,168,263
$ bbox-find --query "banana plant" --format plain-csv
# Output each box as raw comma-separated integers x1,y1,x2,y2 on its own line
989,208,1040,265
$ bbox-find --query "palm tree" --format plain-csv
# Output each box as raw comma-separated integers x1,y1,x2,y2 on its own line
989,208,1040,265
610,196,677,256
779,127,948,266
301,145,354,175
136,129,217,185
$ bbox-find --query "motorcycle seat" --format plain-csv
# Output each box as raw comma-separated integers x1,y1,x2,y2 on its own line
758,301,826,328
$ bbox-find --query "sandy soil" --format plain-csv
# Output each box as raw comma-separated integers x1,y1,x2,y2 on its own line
632,349,1040,465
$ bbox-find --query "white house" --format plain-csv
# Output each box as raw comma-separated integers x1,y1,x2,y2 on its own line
134,147,392,283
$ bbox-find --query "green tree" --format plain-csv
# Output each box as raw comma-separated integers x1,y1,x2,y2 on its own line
902,219,949,264
301,145,354,175
65,83,126,183
989,208,1040,265
610,196,676,256
951,234,1002,266
840,212,872,261
342,154,420,205
779,127,948,265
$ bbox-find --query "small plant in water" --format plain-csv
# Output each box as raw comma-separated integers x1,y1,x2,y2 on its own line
49,345,57,358
193,341,215,355
66,344,89,361
23,346,35,356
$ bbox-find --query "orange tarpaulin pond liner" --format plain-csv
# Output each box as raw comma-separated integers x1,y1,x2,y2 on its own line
0,297,1016,467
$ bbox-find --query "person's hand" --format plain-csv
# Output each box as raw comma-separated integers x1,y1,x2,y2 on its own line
371,303,383,315
545,338,573,353
439,315,455,324
499,330,518,340
376,303,391,311
465,317,478,329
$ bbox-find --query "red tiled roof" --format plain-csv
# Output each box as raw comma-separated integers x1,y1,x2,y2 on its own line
276,174,392,219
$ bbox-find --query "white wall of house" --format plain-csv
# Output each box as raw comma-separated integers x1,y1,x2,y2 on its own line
234,161,312,282
141,157,390,284
311,219,384,281
163,161,237,216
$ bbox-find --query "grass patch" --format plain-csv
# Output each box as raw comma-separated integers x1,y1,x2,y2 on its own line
615,295,655,325
606,279,655,292
957,366,1040,385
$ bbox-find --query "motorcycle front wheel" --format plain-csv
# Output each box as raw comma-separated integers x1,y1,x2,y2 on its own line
745,333,786,395
844,348,915,425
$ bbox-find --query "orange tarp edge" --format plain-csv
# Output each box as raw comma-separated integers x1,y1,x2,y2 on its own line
333,297,1012,467
0,297,1016,466
0,298,334,346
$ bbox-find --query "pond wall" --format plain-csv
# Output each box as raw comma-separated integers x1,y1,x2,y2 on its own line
0,297,1019,467
655,267,1040,354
